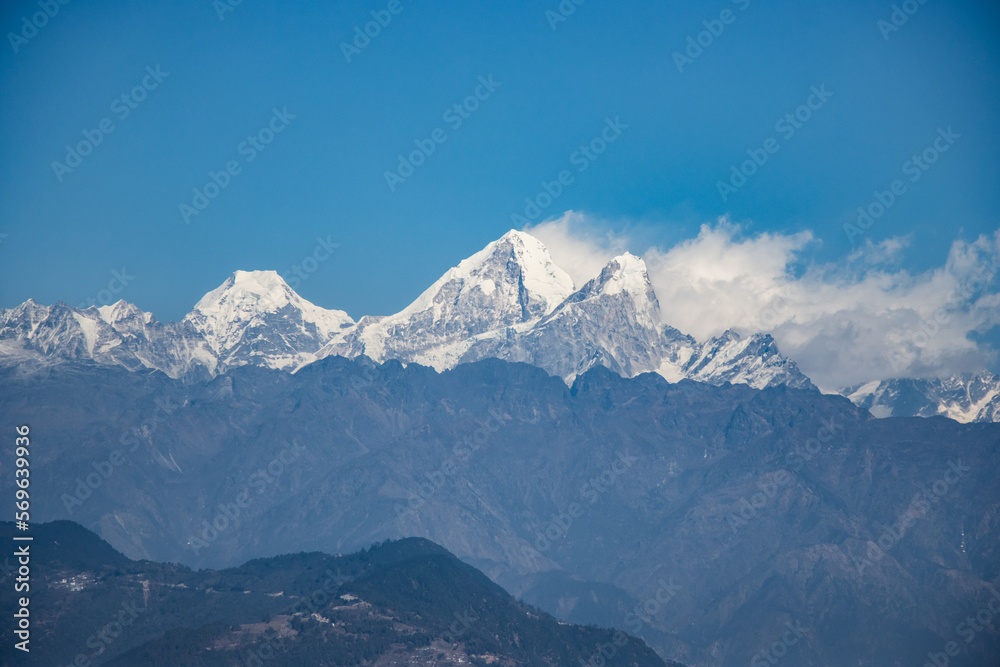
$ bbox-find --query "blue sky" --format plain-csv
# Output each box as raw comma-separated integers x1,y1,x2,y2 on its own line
1,0,998,334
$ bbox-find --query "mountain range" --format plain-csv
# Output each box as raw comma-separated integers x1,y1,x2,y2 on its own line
3,356,998,666
2,229,997,422
845,371,1000,423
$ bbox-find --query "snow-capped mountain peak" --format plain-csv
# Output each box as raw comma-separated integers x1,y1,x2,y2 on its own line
190,270,297,321
316,230,575,368
494,229,576,312
1,233,817,397
452,250,684,382
185,270,353,369
682,330,816,391
575,252,661,329
591,252,647,293
97,300,155,328
401,229,574,321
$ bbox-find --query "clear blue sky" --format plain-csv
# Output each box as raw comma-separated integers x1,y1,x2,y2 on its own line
1,0,998,321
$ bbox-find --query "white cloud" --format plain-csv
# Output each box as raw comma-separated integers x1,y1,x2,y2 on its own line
525,211,1000,391
523,212,627,289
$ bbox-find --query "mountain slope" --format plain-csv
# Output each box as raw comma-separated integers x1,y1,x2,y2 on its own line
0,521,671,667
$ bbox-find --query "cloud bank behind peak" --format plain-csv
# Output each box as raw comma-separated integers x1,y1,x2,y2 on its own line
526,212,1000,391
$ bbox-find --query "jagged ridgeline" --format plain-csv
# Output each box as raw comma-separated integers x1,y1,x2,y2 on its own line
0,231,812,390
3,230,996,421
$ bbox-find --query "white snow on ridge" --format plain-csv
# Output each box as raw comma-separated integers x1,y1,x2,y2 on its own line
328,229,576,367
386,229,573,325
505,230,577,312
843,371,1000,423
97,300,155,327
186,270,353,356
938,385,999,423
846,380,881,404
71,312,99,356
593,253,647,297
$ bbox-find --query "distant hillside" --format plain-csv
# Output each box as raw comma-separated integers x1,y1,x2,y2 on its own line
0,521,673,667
